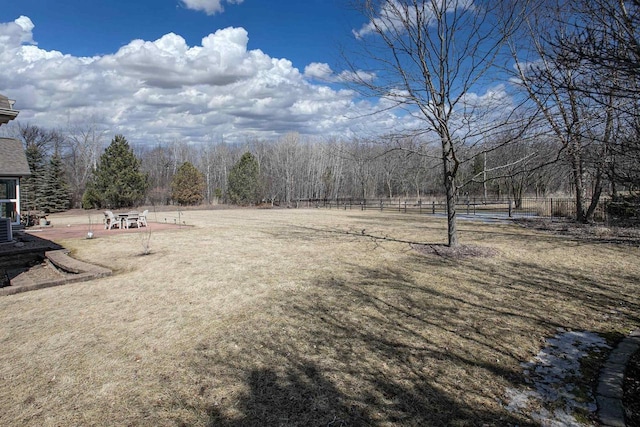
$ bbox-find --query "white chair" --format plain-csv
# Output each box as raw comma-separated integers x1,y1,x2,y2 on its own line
104,211,119,229
138,209,148,227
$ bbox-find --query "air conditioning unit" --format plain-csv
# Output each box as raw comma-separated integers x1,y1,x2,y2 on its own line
0,218,12,243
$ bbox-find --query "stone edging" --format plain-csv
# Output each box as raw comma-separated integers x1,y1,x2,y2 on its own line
0,249,112,296
598,329,640,427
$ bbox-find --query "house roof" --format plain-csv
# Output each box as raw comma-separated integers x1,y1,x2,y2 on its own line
0,138,31,177
0,94,19,126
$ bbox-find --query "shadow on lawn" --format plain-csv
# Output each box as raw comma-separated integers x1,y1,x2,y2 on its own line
202,233,638,426
207,359,533,426
204,265,544,426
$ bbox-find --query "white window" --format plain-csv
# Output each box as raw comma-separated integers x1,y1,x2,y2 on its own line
0,178,19,223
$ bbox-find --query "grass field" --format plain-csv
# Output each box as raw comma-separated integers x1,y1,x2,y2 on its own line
1,208,639,426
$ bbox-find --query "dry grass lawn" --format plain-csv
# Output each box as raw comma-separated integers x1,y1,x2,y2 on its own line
1,208,638,426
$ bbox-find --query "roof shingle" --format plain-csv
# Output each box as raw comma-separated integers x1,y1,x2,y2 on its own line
0,138,31,177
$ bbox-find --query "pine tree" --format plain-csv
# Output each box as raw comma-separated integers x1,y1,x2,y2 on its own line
40,152,70,213
20,144,46,212
83,135,148,209
171,162,205,206
227,152,261,205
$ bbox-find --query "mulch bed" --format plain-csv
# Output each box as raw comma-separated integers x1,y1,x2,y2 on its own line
6,259,70,285
625,349,640,427
410,243,499,259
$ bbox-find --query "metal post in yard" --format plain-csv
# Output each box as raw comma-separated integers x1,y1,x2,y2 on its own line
432,201,435,214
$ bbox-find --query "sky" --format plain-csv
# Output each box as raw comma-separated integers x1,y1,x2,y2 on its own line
0,0,503,146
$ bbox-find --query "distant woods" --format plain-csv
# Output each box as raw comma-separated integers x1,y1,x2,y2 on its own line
3,123,636,214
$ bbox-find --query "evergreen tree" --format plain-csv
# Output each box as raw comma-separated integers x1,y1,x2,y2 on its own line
20,144,46,212
227,152,261,205
40,152,70,213
171,162,205,206
83,135,148,209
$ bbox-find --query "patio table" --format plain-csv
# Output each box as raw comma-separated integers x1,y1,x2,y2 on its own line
118,211,140,229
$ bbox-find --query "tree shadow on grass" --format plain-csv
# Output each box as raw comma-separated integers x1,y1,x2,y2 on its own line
202,263,542,426
207,363,368,426
207,359,534,427
196,217,640,426
198,232,640,426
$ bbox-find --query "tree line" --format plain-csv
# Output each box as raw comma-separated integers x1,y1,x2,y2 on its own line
2,120,634,214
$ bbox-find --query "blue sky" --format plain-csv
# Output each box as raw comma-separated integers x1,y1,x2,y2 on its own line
1,0,356,69
0,0,508,145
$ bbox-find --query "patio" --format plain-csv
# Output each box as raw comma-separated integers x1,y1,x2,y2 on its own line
0,220,186,295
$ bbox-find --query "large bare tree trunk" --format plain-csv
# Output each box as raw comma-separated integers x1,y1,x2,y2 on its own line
442,135,459,247
444,167,458,247
568,144,587,222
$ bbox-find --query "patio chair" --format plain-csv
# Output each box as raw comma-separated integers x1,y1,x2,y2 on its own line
104,211,120,229
138,209,148,227
124,211,139,229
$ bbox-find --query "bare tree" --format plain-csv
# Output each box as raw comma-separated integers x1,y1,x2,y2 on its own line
553,0,640,196
347,0,526,246
511,0,626,221
140,145,174,205
63,124,106,208
341,138,379,200
274,132,303,206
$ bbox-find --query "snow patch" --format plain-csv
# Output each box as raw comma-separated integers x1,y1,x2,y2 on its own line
504,329,610,426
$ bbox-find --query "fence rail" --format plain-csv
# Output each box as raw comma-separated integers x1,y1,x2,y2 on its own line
293,197,608,221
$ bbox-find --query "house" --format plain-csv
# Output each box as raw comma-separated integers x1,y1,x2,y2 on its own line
0,94,19,126
0,94,29,239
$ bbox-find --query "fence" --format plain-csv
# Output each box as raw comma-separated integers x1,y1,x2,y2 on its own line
293,197,609,221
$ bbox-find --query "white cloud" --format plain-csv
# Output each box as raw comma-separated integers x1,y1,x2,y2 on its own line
353,0,474,39
180,0,243,15
304,62,333,81
304,62,375,84
0,16,36,48
0,16,423,144
461,84,511,110
337,69,376,84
